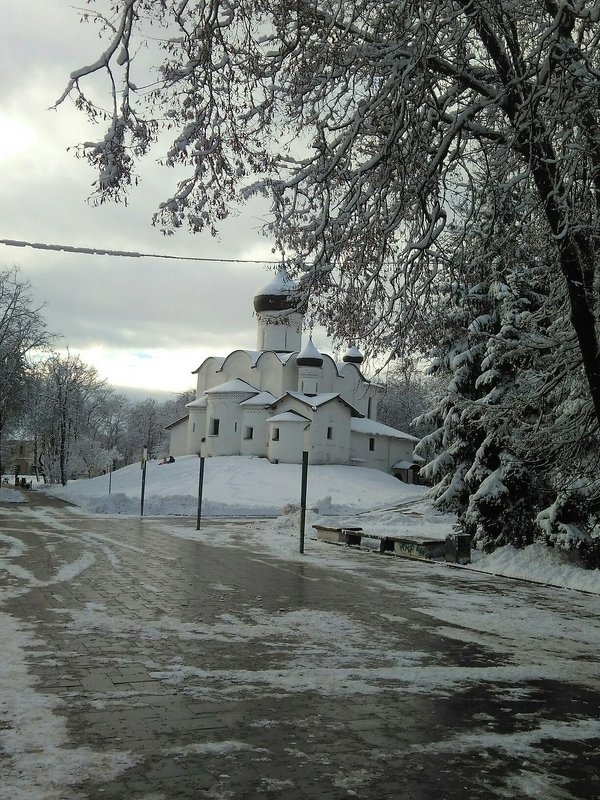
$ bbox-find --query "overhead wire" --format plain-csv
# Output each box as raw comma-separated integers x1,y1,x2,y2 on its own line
0,237,283,265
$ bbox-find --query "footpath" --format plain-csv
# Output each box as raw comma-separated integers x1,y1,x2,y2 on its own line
1,490,599,799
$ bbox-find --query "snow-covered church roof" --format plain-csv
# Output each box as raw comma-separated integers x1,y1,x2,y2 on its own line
351,418,419,442
267,410,311,424
253,268,302,314
297,337,323,367
239,391,277,406
205,378,258,395
276,391,363,416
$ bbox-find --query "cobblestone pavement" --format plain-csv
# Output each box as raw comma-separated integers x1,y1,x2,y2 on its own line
1,490,599,800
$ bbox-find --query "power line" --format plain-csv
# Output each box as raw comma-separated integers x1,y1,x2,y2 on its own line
0,237,283,265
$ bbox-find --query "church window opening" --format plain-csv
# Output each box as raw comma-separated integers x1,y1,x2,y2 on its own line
327,427,333,440
272,427,280,441
192,423,196,433
244,426,254,440
210,418,220,436
234,422,237,432
367,397,372,418
369,437,375,451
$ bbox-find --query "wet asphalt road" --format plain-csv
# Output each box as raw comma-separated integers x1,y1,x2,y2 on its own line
1,489,599,799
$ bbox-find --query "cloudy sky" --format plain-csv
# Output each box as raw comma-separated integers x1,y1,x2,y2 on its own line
1,0,332,396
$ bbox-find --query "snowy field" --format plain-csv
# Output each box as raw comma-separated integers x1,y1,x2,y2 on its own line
2,454,599,594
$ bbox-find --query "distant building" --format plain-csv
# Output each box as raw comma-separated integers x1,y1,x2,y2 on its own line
167,270,421,481
4,439,36,477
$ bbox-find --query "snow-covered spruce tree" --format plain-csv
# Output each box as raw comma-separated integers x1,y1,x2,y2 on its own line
416,194,600,557
415,206,558,551
58,1,600,432
415,278,492,513
537,484,599,568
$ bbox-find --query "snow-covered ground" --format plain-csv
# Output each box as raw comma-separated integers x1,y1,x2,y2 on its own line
2,454,599,594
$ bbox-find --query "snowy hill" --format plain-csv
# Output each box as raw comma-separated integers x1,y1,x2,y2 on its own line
35,455,427,517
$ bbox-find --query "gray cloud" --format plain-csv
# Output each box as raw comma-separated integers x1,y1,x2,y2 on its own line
0,0,291,389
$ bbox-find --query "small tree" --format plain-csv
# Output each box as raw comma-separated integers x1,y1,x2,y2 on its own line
377,359,438,435
31,353,108,485
0,267,50,473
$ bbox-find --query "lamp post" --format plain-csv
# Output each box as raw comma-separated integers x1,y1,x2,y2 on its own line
140,445,148,517
196,452,205,530
299,450,309,554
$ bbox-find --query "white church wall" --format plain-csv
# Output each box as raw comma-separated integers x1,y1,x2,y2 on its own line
257,311,303,352
337,365,370,416
205,394,252,456
254,352,296,395
297,365,322,395
167,419,189,457
186,407,207,454
351,432,387,472
319,356,340,393
267,420,308,463
218,351,256,387
350,432,416,473
195,357,225,395
307,404,351,465
240,408,270,457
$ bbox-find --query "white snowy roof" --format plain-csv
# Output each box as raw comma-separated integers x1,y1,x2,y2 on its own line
239,391,277,406
253,350,298,365
164,415,189,430
274,352,297,363
297,337,323,362
286,391,340,407
267,411,311,424
205,379,258,395
278,391,363,416
256,268,298,297
392,460,420,470
351,418,419,442
186,397,208,408
345,345,363,358
241,350,262,366
192,356,225,375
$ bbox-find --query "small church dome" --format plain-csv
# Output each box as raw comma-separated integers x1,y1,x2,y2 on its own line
253,268,301,314
343,344,364,364
297,337,323,367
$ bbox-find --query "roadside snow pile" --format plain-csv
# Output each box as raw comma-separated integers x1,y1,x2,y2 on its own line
38,455,426,517
0,487,26,504
472,543,600,594
326,500,456,541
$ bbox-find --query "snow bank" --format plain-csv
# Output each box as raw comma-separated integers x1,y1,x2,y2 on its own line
0,487,26,504
471,543,600,594
38,455,426,517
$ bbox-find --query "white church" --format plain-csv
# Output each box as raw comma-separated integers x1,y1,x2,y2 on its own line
167,270,422,481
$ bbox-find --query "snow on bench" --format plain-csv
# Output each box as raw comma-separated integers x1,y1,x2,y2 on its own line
312,524,469,563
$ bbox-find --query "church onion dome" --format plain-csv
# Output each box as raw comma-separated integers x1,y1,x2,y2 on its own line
343,344,364,364
253,268,301,314
297,337,323,367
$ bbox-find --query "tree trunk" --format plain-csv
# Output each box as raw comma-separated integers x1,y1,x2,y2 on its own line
530,146,600,425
